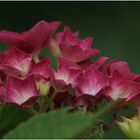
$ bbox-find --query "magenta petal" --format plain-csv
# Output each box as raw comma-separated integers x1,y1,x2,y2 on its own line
0,31,25,46
56,26,78,43
54,26,100,63
7,76,39,108
60,43,100,63
108,60,138,80
52,57,82,91
0,20,60,54
81,37,93,49
105,70,140,101
94,56,109,69
22,20,60,53
2,46,32,77
134,76,140,83
76,67,108,97
49,21,61,33
29,57,52,80
51,79,69,92
0,31,33,53
77,57,108,72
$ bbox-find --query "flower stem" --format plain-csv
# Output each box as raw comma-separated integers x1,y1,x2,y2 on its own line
39,96,47,113
25,107,38,115
44,90,58,111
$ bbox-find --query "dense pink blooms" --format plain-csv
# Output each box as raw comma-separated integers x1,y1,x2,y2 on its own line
100,60,140,102
0,20,139,111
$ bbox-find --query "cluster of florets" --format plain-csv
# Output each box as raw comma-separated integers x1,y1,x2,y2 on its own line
0,20,140,113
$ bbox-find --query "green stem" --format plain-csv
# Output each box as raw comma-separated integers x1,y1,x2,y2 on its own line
39,96,47,113
25,107,38,115
44,90,58,111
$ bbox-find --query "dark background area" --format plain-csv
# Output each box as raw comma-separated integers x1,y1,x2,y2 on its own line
0,1,139,138
0,2,140,73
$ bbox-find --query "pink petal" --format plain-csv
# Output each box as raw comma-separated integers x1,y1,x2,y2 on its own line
0,31,25,46
81,37,93,49
2,46,32,77
7,75,39,108
29,57,52,80
60,43,100,63
0,20,60,54
105,70,140,101
55,26,100,63
79,56,109,74
56,26,78,43
100,63,110,76
94,56,109,69
22,20,60,53
76,67,108,97
133,75,140,83
52,57,82,91
49,21,61,33
108,60,138,80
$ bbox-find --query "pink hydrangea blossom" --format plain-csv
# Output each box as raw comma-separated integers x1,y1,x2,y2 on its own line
76,67,108,97
6,76,39,108
29,57,52,81
104,70,140,101
0,20,139,115
49,26,100,63
1,46,32,78
0,20,60,54
52,57,82,91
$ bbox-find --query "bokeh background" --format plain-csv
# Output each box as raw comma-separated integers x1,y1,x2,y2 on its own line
0,1,140,138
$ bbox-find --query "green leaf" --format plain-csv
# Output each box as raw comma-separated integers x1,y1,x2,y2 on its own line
40,48,58,69
3,108,94,139
0,105,31,138
3,103,114,139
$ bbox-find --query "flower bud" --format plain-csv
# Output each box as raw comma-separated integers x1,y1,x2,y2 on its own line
117,116,140,138
36,81,50,96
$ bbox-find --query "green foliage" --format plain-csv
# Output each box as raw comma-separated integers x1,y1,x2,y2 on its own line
3,103,113,139
0,105,31,138
0,43,9,51
3,108,93,139
40,48,58,69
79,119,105,139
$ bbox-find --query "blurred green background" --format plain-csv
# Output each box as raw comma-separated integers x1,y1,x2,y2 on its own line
0,1,140,138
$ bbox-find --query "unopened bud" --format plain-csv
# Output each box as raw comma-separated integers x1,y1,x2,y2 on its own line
36,81,50,96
